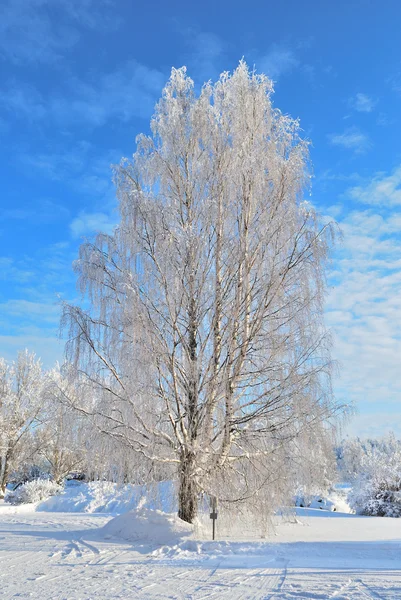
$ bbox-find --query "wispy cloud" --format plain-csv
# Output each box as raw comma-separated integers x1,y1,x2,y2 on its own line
387,68,401,96
1,60,165,127
0,333,64,367
180,34,299,84
0,0,119,64
19,142,119,206
327,205,401,418
0,299,60,324
1,199,69,224
347,413,401,439
258,44,299,79
20,143,90,180
349,92,377,113
17,143,120,242
52,61,165,125
376,112,393,127
70,210,117,238
182,30,226,82
0,83,46,120
1,241,77,299
328,126,371,154
0,240,79,366
0,257,34,284
0,239,74,362
347,165,401,206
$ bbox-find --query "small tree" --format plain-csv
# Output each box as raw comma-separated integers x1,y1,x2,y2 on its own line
0,351,44,498
36,367,86,484
62,61,338,522
343,434,401,517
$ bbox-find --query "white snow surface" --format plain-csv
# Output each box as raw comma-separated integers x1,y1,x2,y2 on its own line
36,479,175,514
102,507,193,545
295,487,352,513
1,500,401,599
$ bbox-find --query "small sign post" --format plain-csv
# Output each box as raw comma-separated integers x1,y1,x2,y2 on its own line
209,495,218,540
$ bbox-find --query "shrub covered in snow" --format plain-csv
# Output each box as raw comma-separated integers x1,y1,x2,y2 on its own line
37,480,175,514
350,479,401,517
9,464,50,488
5,479,63,505
346,434,401,517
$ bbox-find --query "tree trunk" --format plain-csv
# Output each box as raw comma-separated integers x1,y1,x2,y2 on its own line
178,450,198,523
0,453,10,499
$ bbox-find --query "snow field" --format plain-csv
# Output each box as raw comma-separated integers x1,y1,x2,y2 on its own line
1,500,401,599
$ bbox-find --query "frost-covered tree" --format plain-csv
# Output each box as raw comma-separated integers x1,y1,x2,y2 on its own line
293,422,337,498
345,434,401,517
35,367,86,484
62,61,338,522
0,351,44,497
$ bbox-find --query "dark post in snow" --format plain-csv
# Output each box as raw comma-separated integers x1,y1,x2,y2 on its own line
210,495,218,540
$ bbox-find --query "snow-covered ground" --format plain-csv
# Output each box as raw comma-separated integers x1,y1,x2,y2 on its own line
36,480,175,514
1,498,401,599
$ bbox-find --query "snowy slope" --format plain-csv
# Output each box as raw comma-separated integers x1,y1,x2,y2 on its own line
36,480,175,514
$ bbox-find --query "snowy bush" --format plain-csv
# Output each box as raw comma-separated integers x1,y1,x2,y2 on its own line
37,480,175,514
9,464,50,488
5,479,63,505
350,479,401,517
346,434,401,517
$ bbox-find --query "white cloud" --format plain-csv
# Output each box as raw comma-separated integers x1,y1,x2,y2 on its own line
347,165,401,206
328,127,371,154
0,242,81,369
0,300,64,368
258,45,299,79
183,30,225,82
345,412,401,439
1,199,69,224
0,0,119,64
0,83,46,120
20,142,90,180
19,144,120,212
377,112,392,127
0,257,35,283
1,61,165,127
0,242,77,301
52,61,165,125
70,211,117,238
326,205,401,435
0,300,60,324
349,93,377,113
0,334,63,368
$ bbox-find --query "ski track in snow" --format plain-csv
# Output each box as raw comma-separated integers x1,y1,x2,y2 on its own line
1,512,401,599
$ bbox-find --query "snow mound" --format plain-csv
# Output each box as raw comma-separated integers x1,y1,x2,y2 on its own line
295,488,352,514
37,480,174,514
102,508,193,546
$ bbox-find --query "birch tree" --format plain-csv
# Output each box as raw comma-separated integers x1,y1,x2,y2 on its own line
62,61,338,522
36,367,86,483
0,351,44,497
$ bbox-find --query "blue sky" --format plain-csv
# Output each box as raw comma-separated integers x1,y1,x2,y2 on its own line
0,0,400,438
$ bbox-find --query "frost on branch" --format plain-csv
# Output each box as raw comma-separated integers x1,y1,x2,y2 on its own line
0,351,44,499
344,435,401,517
62,60,339,523
5,479,63,505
